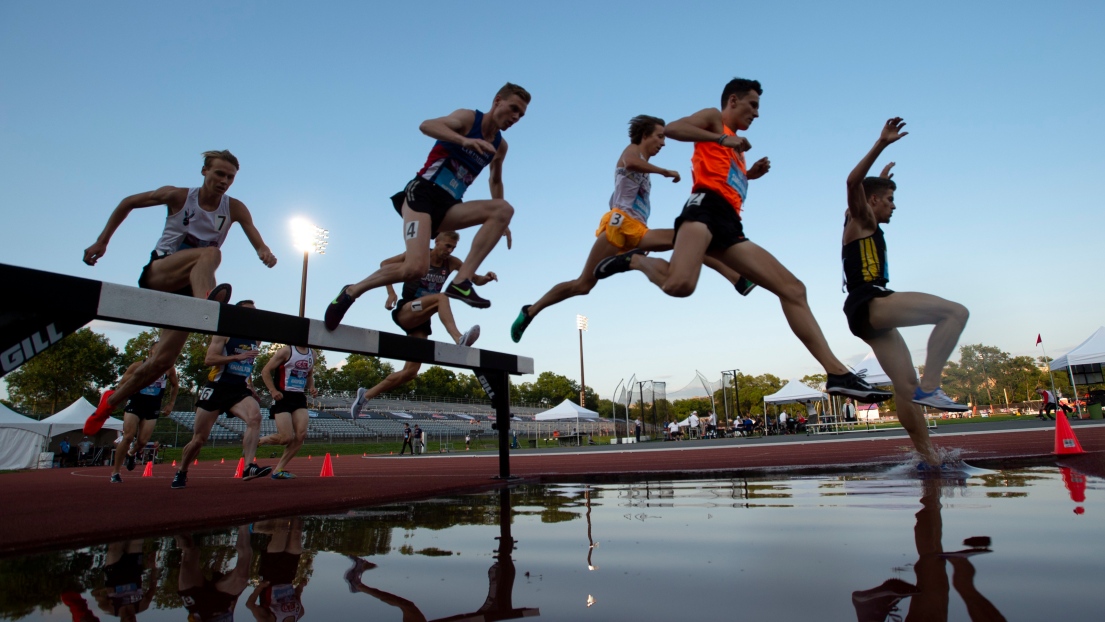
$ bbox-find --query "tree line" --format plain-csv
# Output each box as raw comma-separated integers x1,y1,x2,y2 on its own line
2,328,1074,420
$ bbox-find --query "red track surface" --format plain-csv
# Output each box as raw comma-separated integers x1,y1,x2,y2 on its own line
2,423,1103,557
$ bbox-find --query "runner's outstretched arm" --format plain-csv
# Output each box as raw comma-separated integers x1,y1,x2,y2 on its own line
846,117,907,222
83,186,187,265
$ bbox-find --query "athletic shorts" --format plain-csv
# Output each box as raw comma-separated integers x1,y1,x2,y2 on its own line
104,552,144,590
124,395,162,421
674,190,749,252
391,299,432,337
196,382,254,415
260,551,301,585
391,178,460,239
595,208,648,252
138,251,193,296
179,572,238,620
843,284,895,340
270,392,308,417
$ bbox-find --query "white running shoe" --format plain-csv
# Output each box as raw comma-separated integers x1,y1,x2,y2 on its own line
350,387,367,418
457,325,481,347
912,387,969,412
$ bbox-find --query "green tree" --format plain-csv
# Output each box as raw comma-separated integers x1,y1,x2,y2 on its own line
516,371,587,406
5,328,119,415
117,329,161,374
177,332,214,399
323,354,394,393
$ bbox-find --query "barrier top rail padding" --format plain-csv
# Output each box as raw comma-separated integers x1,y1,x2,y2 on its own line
0,263,534,378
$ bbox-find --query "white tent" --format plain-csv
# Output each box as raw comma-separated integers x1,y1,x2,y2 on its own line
1049,327,1105,370
763,379,826,405
855,352,891,386
534,399,599,422
40,397,124,436
0,403,49,470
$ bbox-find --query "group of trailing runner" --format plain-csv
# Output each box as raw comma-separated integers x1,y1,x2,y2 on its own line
79,79,969,484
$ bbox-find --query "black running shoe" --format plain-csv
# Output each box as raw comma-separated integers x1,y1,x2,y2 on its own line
325,285,355,331
511,305,533,343
110,473,123,484
171,470,187,489
242,463,273,481
826,371,893,402
734,276,757,296
206,283,233,304
124,453,136,472
445,279,490,309
594,249,644,280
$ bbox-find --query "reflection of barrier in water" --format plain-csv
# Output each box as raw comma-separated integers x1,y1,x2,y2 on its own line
0,263,533,479
852,481,1006,622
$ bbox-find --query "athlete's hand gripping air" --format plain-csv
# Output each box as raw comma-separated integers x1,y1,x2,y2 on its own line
747,157,771,180
880,162,896,179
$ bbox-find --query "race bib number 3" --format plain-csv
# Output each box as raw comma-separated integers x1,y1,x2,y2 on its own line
609,212,623,228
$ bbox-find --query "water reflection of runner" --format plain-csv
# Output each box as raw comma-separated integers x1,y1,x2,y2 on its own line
248,518,307,622
177,525,252,622
852,481,1006,621
90,540,159,621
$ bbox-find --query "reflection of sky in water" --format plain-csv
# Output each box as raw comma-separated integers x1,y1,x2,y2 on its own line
8,465,1104,621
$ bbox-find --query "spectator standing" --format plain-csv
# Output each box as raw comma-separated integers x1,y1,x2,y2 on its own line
688,411,700,439
843,398,857,430
413,424,424,454
400,423,414,455
78,436,93,465
779,411,789,434
465,432,471,451
635,417,642,442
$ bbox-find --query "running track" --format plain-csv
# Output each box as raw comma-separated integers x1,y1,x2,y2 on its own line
2,420,1102,557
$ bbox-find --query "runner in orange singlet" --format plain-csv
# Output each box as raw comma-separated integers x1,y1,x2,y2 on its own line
633,78,891,402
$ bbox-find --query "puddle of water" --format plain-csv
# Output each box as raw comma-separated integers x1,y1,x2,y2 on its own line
1,465,1102,621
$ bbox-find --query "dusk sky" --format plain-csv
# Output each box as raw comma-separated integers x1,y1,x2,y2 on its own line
2,1,1102,400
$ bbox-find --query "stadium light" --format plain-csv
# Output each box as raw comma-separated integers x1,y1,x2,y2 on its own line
577,315,588,407
290,218,328,317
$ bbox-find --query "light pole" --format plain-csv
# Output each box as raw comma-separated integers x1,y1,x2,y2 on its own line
577,314,588,407
291,218,328,318
637,379,653,430
721,369,740,428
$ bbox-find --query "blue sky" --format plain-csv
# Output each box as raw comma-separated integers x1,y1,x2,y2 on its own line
2,1,1102,400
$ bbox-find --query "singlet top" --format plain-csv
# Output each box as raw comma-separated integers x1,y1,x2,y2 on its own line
208,338,260,385
152,188,232,257
136,371,168,398
841,225,889,293
609,157,652,224
264,584,303,622
400,260,450,301
691,125,749,214
277,347,314,393
416,110,503,200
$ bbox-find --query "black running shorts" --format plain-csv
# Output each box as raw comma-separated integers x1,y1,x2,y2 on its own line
260,551,301,585
196,382,255,415
391,299,433,337
673,190,749,252
843,284,895,340
138,251,194,297
123,394,163,421
391,178,460,239
270,392,308,417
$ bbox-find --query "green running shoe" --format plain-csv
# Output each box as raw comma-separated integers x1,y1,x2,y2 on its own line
511,305,533,343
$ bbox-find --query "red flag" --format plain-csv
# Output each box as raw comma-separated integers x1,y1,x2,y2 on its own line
1036,334,1042,346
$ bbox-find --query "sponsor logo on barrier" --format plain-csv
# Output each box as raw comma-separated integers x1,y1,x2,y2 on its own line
2,323,65,373
478,374,495,400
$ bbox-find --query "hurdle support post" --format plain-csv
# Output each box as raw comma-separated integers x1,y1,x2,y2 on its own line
477,367,516,480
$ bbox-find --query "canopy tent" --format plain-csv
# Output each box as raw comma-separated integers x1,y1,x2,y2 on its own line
763,379,830,422
0,403,49,470
534,399,600,422
763,380,826,405
855,352,891,386
1049,327,1105,370
40,397,124,436
1048,327,1105,415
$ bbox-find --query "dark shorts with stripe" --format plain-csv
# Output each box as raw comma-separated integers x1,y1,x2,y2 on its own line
124,394,163,421
138,251,193,297
196,382,254,415
270,392,308,417
673,189,749,253
843,284,895,340
391,299,432,337
391,178,461,239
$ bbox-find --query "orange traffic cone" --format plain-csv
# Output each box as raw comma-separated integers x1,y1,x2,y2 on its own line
319,453,334,477
362,452,366,457
193,459,198,465
142,461,153,477
1054,412,1085,455
233,457,245,478
336,453,340,458
221,457,225,464
171,460,177,467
